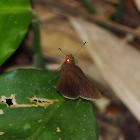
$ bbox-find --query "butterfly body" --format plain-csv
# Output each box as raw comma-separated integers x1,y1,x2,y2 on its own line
57,54,101,100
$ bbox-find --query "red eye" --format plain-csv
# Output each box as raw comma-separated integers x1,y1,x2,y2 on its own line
66,58,70,63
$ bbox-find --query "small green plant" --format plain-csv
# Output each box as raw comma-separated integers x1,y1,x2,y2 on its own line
0,1,98,139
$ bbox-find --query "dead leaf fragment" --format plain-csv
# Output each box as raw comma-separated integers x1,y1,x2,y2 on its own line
134,0,140,12
56,127,61,132
0,109,4,115
0,94,37,108
38,119,42,123
27,95,58,107
0,132,4,135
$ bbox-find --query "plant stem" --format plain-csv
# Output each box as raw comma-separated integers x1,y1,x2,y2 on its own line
32,10,45,70
115,0,125,23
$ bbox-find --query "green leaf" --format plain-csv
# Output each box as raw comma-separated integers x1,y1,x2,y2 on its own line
0,0,31,66
0,69,98,140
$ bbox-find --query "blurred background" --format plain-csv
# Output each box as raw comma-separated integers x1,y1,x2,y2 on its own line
1,0,140,139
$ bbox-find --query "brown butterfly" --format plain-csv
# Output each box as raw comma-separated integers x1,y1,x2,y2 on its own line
57,42,101,100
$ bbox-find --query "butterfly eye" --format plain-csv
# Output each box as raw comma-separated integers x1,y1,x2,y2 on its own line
66,58,70,63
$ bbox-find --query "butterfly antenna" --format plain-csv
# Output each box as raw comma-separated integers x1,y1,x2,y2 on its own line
74,42,87,57
58,48,67,56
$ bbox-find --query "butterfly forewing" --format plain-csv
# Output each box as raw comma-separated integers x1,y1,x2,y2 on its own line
57,70,80,99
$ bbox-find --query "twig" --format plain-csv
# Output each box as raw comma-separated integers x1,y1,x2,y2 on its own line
34,1,140,39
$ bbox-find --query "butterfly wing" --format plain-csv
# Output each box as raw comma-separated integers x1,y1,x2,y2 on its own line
78,73,101,100
57,64,101,100
71,65,101,100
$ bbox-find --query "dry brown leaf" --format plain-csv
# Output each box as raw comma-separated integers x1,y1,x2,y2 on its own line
134,0,140,12
69,16,140,122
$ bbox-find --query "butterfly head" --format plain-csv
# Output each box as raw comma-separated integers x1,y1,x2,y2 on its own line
66,54,75,64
